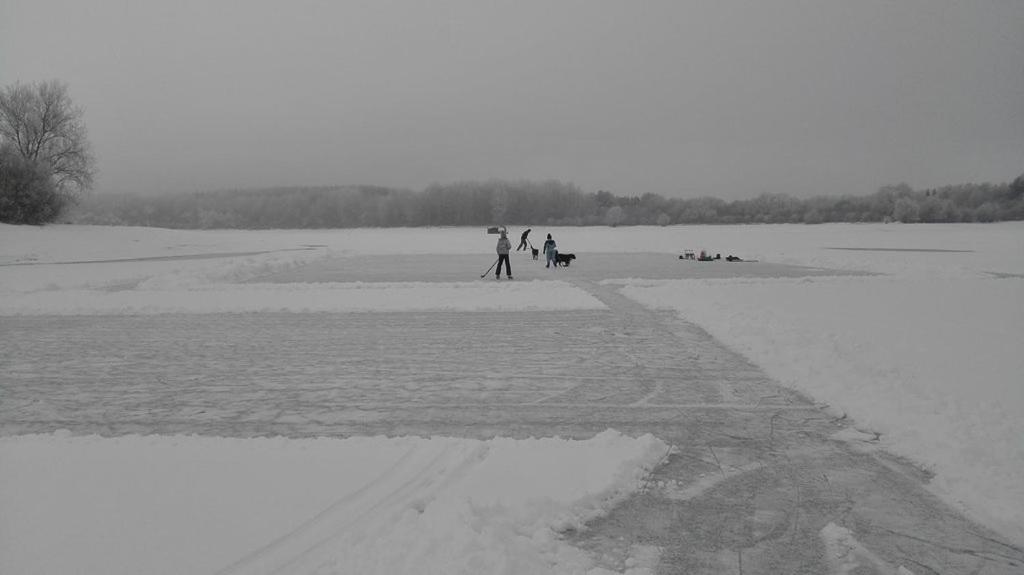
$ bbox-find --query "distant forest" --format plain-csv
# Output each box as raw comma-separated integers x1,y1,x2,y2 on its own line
69,176,1024,229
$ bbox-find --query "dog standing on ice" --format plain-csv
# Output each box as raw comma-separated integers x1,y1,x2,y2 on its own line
555,252,576,267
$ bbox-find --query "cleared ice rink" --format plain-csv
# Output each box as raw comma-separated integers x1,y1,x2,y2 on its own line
1,223,1022,574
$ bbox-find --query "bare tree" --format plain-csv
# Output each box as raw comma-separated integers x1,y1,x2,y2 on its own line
0,80,95,200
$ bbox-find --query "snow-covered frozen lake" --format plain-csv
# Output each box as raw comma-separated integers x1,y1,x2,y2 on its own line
1,222,1022,574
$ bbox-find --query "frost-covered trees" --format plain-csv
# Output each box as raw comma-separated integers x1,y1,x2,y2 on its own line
67,175,1024,228
0,80,95,223
0,143,62,224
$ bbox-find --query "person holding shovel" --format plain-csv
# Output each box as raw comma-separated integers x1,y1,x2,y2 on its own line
517,228,531,251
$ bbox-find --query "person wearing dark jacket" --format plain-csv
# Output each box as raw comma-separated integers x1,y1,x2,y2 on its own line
517,228,531,251
495,230,513,279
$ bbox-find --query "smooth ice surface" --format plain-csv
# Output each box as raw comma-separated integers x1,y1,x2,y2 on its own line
0,226,606,314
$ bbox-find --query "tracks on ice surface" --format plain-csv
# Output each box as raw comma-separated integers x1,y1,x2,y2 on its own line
564,278,1024,574
3,266,1023,573
216,441,489,575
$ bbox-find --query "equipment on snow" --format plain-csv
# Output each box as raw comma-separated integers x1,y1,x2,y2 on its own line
480,257,500,278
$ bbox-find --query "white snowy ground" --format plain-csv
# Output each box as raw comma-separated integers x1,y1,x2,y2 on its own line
607,223,1024,546
1,222,1023,572
0,431,667,575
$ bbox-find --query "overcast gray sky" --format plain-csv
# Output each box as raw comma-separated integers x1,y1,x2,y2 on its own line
2,0,1021,199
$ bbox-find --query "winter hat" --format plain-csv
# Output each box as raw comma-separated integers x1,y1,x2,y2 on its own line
500,230,507,237
547,233,552,239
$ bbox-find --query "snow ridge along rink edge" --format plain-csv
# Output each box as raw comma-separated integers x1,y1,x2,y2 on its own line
0,281,607,315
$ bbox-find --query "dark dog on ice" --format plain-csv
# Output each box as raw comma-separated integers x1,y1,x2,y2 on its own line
531,247,539,260
555,252,576,267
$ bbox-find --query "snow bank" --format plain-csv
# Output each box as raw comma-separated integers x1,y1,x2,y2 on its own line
0,225,482,262
617,275,1024,545
0,430,668,575
0,280,605,315
0,243,330,295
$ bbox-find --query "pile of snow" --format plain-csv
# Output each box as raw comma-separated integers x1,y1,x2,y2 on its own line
0,281,605,315
0,430,668,575
616,274,1024,545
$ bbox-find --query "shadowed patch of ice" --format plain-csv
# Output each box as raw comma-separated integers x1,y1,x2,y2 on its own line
659,461,764,502
830,427,881,449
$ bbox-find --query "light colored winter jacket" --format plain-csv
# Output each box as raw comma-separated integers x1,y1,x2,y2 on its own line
496,236,511,254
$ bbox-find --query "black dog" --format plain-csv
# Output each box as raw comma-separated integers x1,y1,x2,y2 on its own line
555,252,576,267
531,247,539,260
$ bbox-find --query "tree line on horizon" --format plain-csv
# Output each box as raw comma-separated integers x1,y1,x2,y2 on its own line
67,176,1024,229
2,80,1022,229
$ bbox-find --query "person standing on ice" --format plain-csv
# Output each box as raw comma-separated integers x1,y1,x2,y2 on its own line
495,229,512,279
543,233,557,269
516,228,531,251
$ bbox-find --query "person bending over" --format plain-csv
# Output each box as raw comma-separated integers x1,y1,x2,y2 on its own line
517,228,531,251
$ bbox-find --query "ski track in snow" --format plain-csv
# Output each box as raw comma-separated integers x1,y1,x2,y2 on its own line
216,442,482,575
